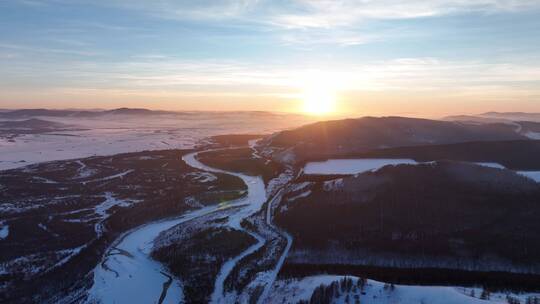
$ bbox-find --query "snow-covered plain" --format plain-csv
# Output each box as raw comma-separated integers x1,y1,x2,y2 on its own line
0,112,312,171
304,159,540,182
303,159,417,175
267,275,540,304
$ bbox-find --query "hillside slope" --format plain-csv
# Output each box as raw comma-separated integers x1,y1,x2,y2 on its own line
258,117,525,164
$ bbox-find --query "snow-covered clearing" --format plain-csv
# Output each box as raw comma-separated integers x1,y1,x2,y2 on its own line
303,159,540,182
93,193,136,237
474,163,540,182
303,159,417,175
267,275,540,304
518,171,540,182
94,192,133,219
524,131,540,139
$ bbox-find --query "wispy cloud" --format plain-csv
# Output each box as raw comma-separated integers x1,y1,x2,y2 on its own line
270,0,540,29
0,43,99,57
90,0,540,27
3,54,539,94
102,0,261,21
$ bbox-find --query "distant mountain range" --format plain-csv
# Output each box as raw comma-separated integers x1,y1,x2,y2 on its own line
445,112,540,123
0,108,303,119
0,118,81,136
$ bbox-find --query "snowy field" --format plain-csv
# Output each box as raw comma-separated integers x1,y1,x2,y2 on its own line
303,159,540,182
303,159,417,175
518,171,540,182
475,162,540,182
0,112,312,171
268,275,540,304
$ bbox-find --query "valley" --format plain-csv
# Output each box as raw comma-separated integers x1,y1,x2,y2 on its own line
2,113,540,304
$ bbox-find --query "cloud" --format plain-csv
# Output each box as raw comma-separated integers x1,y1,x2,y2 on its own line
0,43,99,57
271,0,540,29
4,54,539,94
90,0,540,28
100,0,261,21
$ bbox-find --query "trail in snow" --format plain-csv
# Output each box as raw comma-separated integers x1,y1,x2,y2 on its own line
82,169,134,185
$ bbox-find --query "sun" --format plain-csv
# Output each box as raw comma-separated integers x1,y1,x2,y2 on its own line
301,87,337,115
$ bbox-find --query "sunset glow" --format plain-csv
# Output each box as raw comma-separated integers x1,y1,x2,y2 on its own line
301,87,337,116
1,1,540,116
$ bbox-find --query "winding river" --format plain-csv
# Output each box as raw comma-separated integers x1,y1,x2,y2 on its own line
86,149,269,304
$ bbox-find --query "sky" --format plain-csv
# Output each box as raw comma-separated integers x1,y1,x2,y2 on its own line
1,0,540,117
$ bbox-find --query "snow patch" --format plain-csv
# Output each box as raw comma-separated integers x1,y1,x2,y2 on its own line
287,190,312,202
74,160,96,179
184,196,204,208
474,162,540,183
94,192,132,219
474,162,506,169
0,222,9,239
517,171,540,182
524,131,540,140
82,169,134,185
323,178,344,191
185,171,218,183
267,275,540,304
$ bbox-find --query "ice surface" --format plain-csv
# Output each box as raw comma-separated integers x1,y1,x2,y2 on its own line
86,205,224,304
304,159,417,175
0,113,312,171
87,150,269,304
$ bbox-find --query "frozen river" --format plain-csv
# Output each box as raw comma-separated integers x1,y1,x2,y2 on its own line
86,149,269,304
